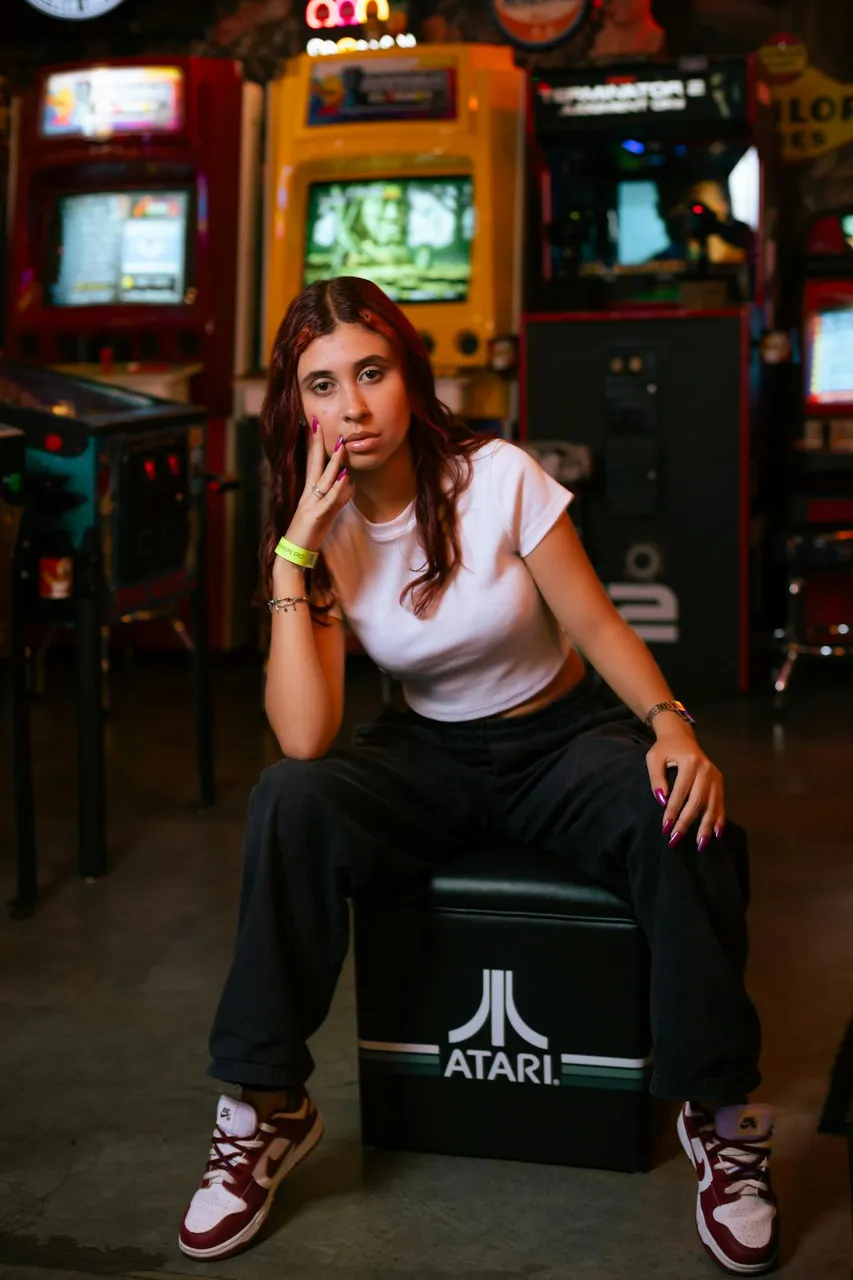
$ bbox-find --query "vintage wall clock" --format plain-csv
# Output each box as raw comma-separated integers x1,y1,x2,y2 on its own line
24,0,127,20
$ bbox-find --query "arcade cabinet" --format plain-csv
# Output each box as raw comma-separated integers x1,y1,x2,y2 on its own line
522,57,777,697
801,217,853,463
0,424,36,918
262,44,526,432
5,58,264,650
0,358,211,889
772,214,853,702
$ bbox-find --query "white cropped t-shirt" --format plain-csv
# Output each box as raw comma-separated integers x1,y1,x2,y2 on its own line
322,439,574,721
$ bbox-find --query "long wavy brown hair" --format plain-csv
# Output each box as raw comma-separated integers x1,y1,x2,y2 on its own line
260,277,485,618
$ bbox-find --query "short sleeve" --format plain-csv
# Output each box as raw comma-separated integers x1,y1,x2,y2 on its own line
490,441,574,557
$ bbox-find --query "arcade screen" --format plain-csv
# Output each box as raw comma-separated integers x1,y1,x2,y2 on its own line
546,141,758,283
804,213,853,258
807,307,853,406
47,191,190,308
303,177,474,303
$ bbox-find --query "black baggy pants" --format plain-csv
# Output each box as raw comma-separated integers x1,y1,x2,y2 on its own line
208,677,762,1103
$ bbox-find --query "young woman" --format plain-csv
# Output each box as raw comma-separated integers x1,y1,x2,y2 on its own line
178,277,778,1275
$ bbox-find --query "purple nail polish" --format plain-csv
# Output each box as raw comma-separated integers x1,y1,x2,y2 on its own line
714,824,724,841
697,835,709,853
669,830,683,848
338,468,348,481
654,789,667,807
662,818,674,838
334,435,344,452
311,417,318,434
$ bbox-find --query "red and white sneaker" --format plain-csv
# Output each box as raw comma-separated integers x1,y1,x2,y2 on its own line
178,1091,323,1260
678,1102,778,1276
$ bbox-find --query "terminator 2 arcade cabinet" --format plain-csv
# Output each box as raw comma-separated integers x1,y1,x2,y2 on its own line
522,57,776,697
5,58,263,650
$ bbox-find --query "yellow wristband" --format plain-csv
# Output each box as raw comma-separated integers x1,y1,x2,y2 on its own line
274,537,318,570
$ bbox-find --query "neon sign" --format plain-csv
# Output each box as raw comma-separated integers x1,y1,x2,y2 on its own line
306,0,391,29
307,33,417,56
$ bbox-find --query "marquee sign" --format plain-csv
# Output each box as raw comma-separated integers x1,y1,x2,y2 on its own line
532,59,750,133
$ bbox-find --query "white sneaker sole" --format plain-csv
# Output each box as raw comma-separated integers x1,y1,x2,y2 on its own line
677,1110,777,1277
178,1111,325,1260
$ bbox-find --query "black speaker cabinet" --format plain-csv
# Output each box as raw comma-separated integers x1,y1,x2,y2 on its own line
522,312,751,697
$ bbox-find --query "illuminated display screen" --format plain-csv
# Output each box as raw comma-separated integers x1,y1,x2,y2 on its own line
49,191,190,308
808,308,853,405
40,66,183,139
303,177,474,303
549,141,757,281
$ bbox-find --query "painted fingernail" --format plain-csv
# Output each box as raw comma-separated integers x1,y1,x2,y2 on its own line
697,835,709,853
335,435,344,452
669,830,683,848
662,818,674,837
654,789,667,807
714,824,724,841
338,468,348,481
311,417,318,434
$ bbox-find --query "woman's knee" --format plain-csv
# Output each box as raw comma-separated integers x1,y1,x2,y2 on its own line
260,754,332,787
243,756,341,865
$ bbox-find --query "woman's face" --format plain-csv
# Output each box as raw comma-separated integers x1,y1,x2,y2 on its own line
297,323,411,471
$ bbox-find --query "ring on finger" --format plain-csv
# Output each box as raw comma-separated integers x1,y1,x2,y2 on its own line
312,484,328,499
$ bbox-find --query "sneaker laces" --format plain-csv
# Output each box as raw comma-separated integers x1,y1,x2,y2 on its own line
701,1121,771,1197
202,1124,266,1188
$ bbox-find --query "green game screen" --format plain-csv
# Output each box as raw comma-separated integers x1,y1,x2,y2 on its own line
303,177,474,303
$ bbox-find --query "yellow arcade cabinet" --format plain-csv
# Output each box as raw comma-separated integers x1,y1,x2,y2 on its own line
263,43,525,431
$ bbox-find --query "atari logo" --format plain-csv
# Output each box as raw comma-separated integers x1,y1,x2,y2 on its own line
444,968,557,1085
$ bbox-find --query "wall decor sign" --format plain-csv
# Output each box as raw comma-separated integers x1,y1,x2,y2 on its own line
491,0,590,51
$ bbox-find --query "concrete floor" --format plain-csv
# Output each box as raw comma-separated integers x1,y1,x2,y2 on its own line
1,651,852,1280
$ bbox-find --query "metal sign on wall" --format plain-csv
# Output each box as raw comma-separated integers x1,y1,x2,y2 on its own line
759,33,853,162
491,0,591,51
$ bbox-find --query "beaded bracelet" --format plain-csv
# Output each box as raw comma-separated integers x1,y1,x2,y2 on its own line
274,536,318,569
267,595,311,613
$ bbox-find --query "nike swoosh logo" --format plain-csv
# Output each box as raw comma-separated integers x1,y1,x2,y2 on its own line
692,1137,713,1192
254,1137,290,1188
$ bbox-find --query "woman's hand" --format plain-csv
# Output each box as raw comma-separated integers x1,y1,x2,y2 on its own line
285,421,355,551
646,719,725,852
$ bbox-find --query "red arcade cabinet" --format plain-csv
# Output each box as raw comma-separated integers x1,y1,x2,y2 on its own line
802,213,853,448
771,214,853,697
522,57,777,698
5,58,263,649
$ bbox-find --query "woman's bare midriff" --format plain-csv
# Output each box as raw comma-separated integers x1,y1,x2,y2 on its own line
491,647,587,720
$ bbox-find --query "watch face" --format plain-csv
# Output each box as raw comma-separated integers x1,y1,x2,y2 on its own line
25,0,126,19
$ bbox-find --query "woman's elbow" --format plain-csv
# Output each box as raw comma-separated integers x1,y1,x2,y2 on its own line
265,706,340,761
